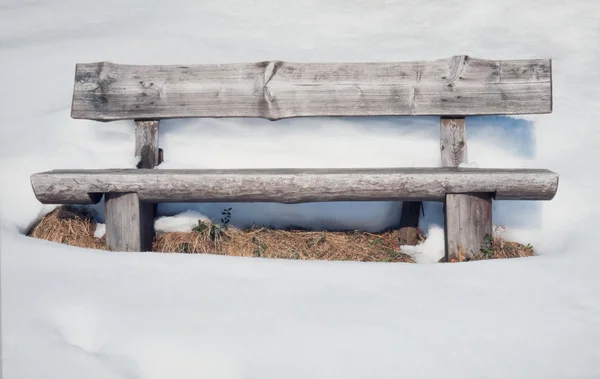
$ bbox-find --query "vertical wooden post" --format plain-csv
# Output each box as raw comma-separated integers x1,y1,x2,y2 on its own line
135,120,160,169
135,119,161,228
445,192,492,259
440,117,492,261
105,192,154,251
104,120,160,251
398,201,422,245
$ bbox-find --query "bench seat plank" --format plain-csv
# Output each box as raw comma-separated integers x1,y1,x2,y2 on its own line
31,168,559,204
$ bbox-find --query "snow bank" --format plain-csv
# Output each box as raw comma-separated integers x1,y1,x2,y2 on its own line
3,228,600,379
401,226,445,263
93,224,106,239
1,0,599,377
154,211,211,233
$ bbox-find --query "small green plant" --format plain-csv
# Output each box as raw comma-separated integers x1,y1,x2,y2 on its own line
178,242,192,253
481,233,494,259
220,207,232,229
317,233,327,244
192,207,233,241
208,223,226,241
192,221,208,233
253,242,268,257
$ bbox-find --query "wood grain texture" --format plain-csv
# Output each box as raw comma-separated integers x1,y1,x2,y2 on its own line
104,192,154,252
445,192,492,259
132,120,158,251
30,167,559,204
135,120,160,168
441,117,493,261
440,117,468,166
71,56,552,121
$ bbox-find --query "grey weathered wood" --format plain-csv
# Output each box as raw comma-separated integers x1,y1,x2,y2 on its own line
135,120,160,168
104,192,154,252
71,56,552,121
30,167,559,204
441,117,493,261
131,119,159,252
445,192,492,259
440,118,468,167
398,201,422,245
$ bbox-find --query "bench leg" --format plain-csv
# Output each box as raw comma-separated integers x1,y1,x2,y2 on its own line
398,201,422,245
105,192,155,252
444,193,492,261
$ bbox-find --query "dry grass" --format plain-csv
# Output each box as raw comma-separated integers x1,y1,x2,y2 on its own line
28,206,534,263
153,223,415,262
29,206,106,250
470,237,535,261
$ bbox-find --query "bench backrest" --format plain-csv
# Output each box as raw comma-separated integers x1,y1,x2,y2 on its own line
71,56,552,121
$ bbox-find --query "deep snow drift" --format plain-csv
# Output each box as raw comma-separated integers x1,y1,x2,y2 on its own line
1,0,600,378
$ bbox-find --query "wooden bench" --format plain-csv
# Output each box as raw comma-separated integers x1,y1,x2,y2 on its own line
30,56,558,260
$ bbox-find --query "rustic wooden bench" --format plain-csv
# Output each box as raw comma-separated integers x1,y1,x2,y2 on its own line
30,56,558,261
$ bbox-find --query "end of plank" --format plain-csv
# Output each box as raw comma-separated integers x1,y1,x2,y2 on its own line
30,172,103,205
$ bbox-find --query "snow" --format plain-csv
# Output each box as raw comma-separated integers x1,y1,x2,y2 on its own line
4,230,600,379
93,224,106,239
400,226,445,264
1,0,600,378
154,211,211,233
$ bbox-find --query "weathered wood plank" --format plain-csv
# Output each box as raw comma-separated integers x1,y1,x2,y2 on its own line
135,120,160,168
30,167,559,204
441,117,493,261
71,56,552,121
105,192,154,251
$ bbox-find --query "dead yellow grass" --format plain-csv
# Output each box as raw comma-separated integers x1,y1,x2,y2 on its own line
470,238,535,260
29,206,106,250
153,224,415,262
28,206,534,263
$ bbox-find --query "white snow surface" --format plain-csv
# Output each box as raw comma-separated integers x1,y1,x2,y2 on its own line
400,226,446,264
94,224,106,239
1,0,600,378
155,211,211,233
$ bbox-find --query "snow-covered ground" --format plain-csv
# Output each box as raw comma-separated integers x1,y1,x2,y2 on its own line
1,0,599,377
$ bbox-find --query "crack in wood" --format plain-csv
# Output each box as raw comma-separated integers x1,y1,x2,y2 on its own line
498,61,503,83
263,60,282,87
448,55,467,85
